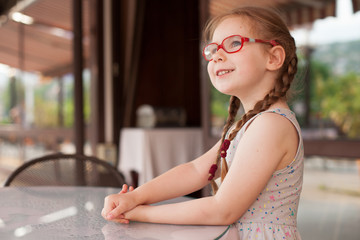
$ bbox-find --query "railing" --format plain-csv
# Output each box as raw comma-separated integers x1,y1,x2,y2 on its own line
0,125,74,164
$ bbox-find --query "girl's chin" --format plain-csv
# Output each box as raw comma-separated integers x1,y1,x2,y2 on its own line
215,88,233,96
212,83,234,94
211,79,242,96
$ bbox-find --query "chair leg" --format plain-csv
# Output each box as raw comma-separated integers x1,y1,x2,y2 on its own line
130,170,139,188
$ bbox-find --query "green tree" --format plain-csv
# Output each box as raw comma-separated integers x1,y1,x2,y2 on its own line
2,75,25,124
311,58,360,138
317,73,360,138
33,80,59,127
211,85,230,120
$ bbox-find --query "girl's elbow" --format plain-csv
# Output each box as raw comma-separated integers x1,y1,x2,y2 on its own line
205,197,242,225
218,213,239,225
210,207,241,225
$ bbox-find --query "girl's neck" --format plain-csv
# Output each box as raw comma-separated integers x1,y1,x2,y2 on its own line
241,98,289,113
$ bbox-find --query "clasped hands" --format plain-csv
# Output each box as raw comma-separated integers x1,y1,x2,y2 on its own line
101,184,136,224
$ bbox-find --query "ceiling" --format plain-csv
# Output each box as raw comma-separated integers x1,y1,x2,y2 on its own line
210,0,338,26
0,0,359,76
0,0,90,76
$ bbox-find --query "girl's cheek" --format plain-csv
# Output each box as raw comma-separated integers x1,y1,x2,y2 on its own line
207,62,211,74
207,63,214,79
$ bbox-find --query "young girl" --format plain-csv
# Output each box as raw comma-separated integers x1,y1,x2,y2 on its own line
102,6,303,239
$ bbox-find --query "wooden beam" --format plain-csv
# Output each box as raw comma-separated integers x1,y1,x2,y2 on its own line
304,139,360,158
73,0,85,155
88,0,105,154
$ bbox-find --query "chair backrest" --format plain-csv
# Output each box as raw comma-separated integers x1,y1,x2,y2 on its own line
4,153,126,187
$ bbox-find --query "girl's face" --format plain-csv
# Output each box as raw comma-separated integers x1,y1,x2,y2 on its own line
207,16,272,99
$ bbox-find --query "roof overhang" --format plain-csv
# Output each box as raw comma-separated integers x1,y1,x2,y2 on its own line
0,0,359,76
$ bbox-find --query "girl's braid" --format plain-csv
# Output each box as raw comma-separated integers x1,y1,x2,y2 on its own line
210,96,240,192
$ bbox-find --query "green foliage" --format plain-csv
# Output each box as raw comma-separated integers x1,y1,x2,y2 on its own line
83,77,90,124
310,61,331,114
313,70,360,138
291,41,360,139
32,75,90,128
64,96,74,128
34,96,58,127
33,80,59,127
1,76,25,123
211,85,229,119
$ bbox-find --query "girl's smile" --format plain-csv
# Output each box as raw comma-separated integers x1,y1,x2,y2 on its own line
216,68,235,77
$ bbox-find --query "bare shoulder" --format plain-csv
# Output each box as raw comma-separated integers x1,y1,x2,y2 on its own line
242,111,299,167
246,111,298,138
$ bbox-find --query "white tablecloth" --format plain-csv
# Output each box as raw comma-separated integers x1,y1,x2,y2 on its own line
118,128,204,186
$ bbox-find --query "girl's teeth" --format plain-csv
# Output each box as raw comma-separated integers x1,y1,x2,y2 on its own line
218,70,231,76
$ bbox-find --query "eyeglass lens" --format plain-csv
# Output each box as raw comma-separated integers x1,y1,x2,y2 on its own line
204,35,243,61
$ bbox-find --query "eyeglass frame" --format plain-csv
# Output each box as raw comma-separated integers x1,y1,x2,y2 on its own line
202,34,279,61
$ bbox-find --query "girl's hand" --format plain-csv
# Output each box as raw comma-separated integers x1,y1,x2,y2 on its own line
101,184,135,223
117,184,134,194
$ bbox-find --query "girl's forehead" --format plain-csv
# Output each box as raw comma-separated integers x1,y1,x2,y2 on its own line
212,16,251,42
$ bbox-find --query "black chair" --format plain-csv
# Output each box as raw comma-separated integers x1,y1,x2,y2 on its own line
4,153,126,187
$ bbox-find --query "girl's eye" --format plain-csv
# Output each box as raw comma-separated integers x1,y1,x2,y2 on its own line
210,46,218,54
224,38,242,51
230,40,241,48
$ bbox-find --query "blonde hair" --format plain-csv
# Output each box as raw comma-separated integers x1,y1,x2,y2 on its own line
204,7,298,193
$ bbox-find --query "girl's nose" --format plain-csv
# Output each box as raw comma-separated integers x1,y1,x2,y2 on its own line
213,48,226,62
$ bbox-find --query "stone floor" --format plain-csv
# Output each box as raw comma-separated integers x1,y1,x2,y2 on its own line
298,157,360,240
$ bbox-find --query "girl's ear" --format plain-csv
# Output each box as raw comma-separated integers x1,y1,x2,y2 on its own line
266,45,286,71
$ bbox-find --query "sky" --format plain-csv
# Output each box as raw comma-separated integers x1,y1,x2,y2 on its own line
291,0,360,46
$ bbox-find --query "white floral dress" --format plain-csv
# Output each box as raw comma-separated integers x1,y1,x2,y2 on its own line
223,108,304,240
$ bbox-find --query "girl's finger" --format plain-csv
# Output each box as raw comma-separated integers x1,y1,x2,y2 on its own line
106,206,125,220
102,195,118,219
118,184,128,194
111,218,130,224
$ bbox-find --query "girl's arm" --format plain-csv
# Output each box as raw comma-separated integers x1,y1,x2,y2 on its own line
112,113,298,225
102,140,221,219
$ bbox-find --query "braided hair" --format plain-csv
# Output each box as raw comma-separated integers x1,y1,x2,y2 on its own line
204,7,298,193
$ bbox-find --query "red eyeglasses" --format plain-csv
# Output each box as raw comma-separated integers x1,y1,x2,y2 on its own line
202,35,279,61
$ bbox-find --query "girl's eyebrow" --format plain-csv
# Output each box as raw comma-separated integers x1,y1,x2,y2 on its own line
210,37,224,43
